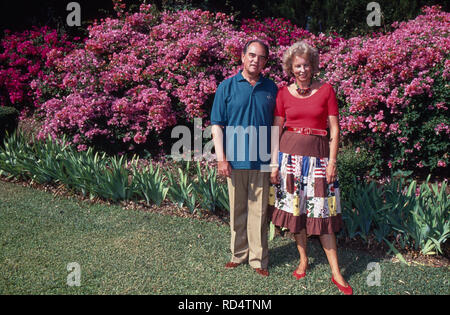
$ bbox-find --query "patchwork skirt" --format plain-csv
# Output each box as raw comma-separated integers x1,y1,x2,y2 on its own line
269,130,343,235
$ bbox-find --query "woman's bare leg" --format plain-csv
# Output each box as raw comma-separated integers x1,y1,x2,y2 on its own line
293,229,308,273
319,233,348,286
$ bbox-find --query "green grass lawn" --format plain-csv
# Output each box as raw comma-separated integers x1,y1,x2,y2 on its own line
0,180,448,295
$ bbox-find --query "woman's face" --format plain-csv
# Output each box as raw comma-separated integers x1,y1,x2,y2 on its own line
292,55,312,84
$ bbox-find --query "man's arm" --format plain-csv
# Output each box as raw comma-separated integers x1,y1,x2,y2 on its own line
212,124,231,177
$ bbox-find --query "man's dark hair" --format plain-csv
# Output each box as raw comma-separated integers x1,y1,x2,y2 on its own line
242,39,269,58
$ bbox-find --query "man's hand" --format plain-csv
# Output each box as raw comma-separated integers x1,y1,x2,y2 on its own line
218,160,232,177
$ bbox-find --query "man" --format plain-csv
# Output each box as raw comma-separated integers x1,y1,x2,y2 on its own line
211,39,278,276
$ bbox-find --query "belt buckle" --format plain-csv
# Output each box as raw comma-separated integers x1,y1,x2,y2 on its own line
302,127,311,135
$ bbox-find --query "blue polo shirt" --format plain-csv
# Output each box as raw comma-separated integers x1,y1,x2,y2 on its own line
210,71,278,170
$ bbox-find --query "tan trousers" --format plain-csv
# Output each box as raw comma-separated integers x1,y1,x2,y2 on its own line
227,170,270,269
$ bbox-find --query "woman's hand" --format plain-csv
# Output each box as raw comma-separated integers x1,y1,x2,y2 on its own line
270,168,280,184
327,115,339,185
326,160,337,184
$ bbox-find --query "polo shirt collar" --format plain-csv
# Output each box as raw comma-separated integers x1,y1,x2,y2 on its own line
237,70,263,85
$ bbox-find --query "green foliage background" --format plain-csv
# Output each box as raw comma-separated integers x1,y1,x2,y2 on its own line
2,0,449,39
182,0,449,36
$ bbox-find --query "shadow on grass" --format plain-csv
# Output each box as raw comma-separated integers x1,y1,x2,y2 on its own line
268,235,382,279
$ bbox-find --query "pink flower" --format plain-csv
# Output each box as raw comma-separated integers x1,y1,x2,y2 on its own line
0,26,76,110
77,144,87,151
133,132,146,144
435,102,448,110
434,123,449,135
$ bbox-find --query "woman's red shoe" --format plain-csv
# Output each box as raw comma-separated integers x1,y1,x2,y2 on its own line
292,270,306,280
331,277,353,295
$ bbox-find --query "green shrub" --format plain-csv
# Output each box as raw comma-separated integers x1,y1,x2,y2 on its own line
0,131,137,201
342,175,450,256
0,129,32,179
133,162,169,206
165,161,198,213
164,161,229,215
338,145,375,200
0,132,227,213
342,180,383,241
2,130,446,256
0,106,19,147
193,161,229,213
384,176,450,255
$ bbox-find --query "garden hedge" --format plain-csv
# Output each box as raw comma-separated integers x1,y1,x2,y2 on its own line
0,106,18,146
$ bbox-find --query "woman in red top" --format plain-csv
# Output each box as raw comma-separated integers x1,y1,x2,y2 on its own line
269,41,352,295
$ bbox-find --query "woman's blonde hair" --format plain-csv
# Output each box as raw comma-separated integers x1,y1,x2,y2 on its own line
282,41,319,77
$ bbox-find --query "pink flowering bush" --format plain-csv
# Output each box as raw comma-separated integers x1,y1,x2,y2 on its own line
34,2,252,152
7,1,447,178
0,27,78,115
322,5,449,176
33,3,343,154
242,17,343,52
242,9,448,176
241,17,344,85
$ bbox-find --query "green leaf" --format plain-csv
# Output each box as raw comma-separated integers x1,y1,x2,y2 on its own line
269,222,275,241
383,238,409,265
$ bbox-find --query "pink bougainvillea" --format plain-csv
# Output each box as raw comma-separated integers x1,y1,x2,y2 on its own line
32,3,252,150
30,2,343,152
0,26,77,115
321,5,449,173
1,1,448,175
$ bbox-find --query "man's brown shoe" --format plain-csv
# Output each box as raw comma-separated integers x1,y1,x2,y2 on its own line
225,262,240,269
254,268,269,277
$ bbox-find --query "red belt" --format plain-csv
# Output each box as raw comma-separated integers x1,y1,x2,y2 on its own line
286,127,327,136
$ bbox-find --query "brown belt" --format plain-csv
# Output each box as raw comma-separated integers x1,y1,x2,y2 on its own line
286,127,328,136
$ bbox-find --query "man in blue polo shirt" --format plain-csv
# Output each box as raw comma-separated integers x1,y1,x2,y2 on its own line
211,39,278,276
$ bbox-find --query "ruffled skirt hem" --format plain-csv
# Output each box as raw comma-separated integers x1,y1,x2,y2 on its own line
269,206,343,235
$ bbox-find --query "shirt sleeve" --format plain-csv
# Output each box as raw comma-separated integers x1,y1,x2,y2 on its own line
273,87,285,118
210,81,227,126
327,84,339,116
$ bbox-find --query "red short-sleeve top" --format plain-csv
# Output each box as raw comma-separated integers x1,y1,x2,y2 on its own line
274,83,339,130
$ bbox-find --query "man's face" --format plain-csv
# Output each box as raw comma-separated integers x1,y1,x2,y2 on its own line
241,42,268,77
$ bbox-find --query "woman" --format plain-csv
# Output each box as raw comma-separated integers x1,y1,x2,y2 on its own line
269,41,352,295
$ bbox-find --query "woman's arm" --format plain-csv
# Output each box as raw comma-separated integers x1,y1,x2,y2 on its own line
327,115,339,184
270,116,285,184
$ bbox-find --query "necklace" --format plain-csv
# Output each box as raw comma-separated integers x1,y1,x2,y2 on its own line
295,81,312,96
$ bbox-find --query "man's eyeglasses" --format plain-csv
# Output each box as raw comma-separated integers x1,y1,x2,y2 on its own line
247,52,268,61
